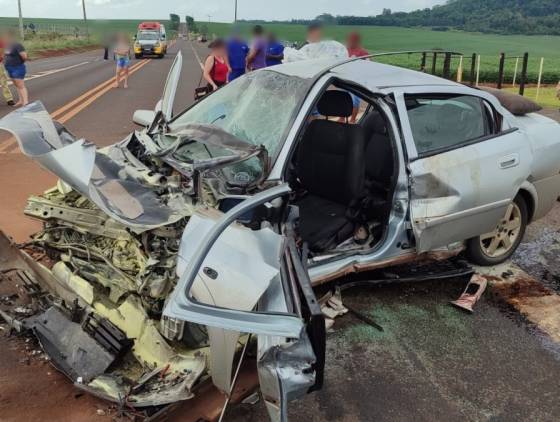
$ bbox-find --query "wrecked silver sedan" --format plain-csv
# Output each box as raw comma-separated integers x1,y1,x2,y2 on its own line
2,52,560,420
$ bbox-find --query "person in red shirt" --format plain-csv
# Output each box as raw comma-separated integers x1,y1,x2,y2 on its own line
0,35,15,106
203,39,231,91
346,32,369,123
346,31,369,59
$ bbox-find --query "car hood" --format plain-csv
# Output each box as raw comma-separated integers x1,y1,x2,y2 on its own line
0,102,268,231
0,102,194,232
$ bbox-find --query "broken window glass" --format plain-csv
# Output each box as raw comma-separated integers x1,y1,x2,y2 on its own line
170,70,311,159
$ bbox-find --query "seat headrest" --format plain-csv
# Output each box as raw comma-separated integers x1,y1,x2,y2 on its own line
317,91,353,118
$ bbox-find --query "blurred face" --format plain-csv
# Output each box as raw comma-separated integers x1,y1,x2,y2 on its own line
308,28,322,43
213,45,226,57
3,32,13,44
347,33,361,48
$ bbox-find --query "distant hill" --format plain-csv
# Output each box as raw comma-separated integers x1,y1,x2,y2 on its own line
367,0,560,35
241,0,560,36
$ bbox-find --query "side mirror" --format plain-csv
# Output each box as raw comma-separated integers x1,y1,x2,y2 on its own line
133,110,156,127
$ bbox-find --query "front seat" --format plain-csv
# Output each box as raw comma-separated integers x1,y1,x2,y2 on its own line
362,112,394,194
295,91,367,252
361,111,395,222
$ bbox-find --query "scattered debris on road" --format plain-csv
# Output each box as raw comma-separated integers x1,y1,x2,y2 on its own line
451,273,488,313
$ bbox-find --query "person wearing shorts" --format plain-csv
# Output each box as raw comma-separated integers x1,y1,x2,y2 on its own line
2,30,28,107
114,33,131,89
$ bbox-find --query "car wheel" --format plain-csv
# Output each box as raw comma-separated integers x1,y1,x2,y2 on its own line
135,54,141,59
466,195,528,266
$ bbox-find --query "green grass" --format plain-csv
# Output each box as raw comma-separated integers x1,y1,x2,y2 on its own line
2,18,559,86
201,22,560,84
505,86,559,108
0,17,164,34
0,17,176,58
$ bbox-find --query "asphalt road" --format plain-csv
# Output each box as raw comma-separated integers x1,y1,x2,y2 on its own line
1,41,560,422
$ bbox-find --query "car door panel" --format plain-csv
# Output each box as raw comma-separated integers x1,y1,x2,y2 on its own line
164,184,305,337
400,93,532,252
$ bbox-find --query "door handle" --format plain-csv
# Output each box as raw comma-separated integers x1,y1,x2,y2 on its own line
498,154,519,169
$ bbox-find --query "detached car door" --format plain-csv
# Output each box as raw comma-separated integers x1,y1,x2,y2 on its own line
163,184,325,422
397,91,532,252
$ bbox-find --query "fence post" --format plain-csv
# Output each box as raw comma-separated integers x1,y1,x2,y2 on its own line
519,52,529,96
470,53,476,86
476,55,481,87
512,57,519,87
457,55,464,83
443,52,451,79
431,52,438,75
536,57,544,101
497,52,505,89
420,52,426,72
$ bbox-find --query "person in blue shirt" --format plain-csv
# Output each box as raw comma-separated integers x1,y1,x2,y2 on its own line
226,29,249,82
266,33,284,67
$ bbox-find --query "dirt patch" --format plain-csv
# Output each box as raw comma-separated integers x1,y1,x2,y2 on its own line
32,45,100,60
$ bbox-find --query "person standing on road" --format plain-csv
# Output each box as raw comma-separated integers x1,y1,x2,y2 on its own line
2,31,28,107
226,29,249,81
114,33,131,89
246,25,267,71
346,31,369,123
266,33,284,67
0,33,15,106
203,39,230,91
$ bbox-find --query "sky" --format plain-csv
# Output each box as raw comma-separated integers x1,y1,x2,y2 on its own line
0,0,446,22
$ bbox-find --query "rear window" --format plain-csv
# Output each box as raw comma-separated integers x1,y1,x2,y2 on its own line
406,95,490,156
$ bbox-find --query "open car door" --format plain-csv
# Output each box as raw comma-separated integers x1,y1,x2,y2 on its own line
133,51,183,126
163,185,325,421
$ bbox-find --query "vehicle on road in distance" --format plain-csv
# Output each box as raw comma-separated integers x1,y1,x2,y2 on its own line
134,21,167,58
1,51,560,420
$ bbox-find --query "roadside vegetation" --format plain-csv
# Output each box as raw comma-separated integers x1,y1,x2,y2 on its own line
0,17,175,58
202,22,560,86
242,0,560,36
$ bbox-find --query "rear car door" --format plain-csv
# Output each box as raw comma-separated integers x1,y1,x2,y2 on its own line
396,90,532,252
163,184,325,422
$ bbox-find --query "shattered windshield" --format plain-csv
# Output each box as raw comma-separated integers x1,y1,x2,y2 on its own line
169,70,311,159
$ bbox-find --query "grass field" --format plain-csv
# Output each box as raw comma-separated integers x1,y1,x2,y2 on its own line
0,17,172,57
0,17,155,34
1,16,559,103
200,22,560,85
504,87,559,109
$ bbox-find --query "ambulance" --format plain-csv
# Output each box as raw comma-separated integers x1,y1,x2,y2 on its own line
134,22,167,58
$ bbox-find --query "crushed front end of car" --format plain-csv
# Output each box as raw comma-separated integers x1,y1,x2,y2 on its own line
0,101,321,420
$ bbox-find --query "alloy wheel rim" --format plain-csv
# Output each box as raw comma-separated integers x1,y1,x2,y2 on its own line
479,203,522,258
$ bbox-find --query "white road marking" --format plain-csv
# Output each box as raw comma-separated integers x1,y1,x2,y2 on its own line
6,61,90,86
189,41,204,69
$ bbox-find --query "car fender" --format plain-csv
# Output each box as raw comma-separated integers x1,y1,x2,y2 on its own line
518,180,538,222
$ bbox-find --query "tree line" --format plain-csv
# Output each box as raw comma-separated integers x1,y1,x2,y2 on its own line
240,0,560,35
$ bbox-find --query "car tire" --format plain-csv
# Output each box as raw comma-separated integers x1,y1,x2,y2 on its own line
135,54,142,59
466,195,528,266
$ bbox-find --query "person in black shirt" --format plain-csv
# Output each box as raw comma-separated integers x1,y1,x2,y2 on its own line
2,31,28,107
